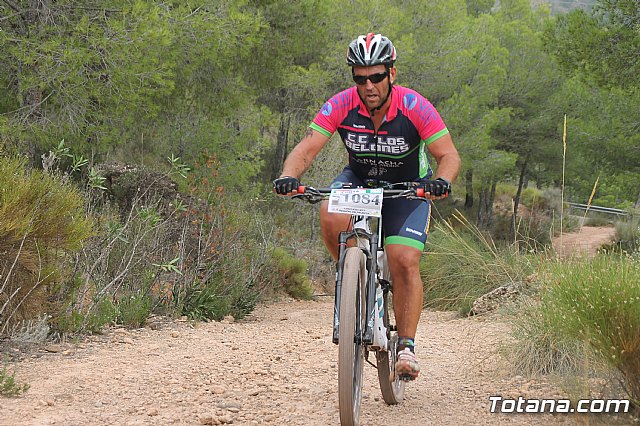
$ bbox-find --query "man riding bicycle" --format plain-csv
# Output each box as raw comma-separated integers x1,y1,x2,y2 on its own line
274,33,461,380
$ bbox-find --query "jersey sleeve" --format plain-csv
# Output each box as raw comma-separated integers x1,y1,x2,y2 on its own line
309,88,353,138
404,90,449,145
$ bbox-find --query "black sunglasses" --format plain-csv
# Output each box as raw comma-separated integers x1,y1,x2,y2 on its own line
352,71,388,85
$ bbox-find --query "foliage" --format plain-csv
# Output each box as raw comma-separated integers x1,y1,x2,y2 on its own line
1,0,638,340
503,296,590,376
544,0,640,90
0,363,29,397
537,255,640,404
181,274,258,322
265,247,314,300
543,1,640,208
0,157,93,335
609,216,640,254
420,211,534,314
117,290,152,328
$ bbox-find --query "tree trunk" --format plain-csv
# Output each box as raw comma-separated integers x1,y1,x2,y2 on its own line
476,178,496,230
464,169,474,209
268,114,290,180
511,155,529,238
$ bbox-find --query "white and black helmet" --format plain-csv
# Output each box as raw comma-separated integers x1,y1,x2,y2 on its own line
346,33,397,67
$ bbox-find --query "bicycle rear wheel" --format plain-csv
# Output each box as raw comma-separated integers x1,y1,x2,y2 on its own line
338,247,367,426
376,289,405,404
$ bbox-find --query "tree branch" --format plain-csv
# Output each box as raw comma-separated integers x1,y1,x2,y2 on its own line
1,0,21,13
0,8,34,21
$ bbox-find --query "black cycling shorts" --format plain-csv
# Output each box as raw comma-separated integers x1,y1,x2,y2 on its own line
330,166,431,251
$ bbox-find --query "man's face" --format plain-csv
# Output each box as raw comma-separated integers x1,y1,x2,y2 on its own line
352,65,396,112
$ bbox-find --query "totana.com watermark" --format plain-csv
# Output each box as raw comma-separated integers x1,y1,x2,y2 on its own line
489,396,631,414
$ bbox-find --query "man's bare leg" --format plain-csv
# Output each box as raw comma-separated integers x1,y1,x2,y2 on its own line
385,244,423,338
319,200,352,260
386,243,423,379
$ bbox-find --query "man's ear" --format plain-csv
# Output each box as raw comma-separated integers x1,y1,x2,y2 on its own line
389,66,397,84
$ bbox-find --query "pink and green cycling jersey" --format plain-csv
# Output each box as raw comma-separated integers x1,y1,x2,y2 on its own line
310,85,449,183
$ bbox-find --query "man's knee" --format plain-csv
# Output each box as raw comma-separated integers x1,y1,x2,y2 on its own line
319,204,336,238
387,245,422,272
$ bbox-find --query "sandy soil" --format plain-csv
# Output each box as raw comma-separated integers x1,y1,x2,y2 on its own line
0,225,628,426
551,226,616,258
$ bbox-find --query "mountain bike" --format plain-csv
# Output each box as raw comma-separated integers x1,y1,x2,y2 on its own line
292,182,429,426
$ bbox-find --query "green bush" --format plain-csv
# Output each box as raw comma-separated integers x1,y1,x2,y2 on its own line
267,247,314,300
520,187,544,209
534,256,640,405
0,157,93,335
0,363,29,397
582,214,614,227
180,273,258,321
495,183,517,199
117,291,152,328
611,216,640,254
55,297,119,334
493,183,543,210
421,211,534,314
503,297,590,376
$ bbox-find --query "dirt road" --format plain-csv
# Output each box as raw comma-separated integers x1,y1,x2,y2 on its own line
552,226,616,258
0,225,626,425
2,298,599,426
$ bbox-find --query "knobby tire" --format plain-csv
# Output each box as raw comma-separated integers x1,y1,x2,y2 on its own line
338,247,367,426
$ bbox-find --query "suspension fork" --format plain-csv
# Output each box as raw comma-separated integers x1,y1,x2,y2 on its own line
332,222,379,345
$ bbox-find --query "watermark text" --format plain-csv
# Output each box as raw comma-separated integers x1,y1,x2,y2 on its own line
489,396,631,414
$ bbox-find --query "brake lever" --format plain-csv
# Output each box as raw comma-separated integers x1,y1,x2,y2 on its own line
292,193,325,204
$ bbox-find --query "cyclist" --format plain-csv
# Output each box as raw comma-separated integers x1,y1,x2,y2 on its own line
274,33,461,380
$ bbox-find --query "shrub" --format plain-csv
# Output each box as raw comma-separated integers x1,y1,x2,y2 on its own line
266,247,314,300
503,297,590,376
180,271,259,322
421,211,534,314
582,214,614,227
611,216,640,254
520,187,544,209
117,290,152,328
0,363,29,397
537,255,640,405
55,297,118,334
0,157,93,335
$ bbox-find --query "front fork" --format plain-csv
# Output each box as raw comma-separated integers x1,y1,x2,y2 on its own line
332,229,379,345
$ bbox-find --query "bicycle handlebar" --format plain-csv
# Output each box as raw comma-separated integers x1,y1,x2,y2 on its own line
293,183,427,203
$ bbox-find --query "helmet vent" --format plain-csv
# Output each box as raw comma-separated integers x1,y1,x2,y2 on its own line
346,33,396,67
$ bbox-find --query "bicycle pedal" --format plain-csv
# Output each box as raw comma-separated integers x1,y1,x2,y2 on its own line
389,371,415,382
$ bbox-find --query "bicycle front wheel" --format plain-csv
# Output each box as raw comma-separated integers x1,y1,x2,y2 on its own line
338,247,367,426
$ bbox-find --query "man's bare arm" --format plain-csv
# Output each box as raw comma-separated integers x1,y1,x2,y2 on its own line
426,133,461,183
280,128,330,179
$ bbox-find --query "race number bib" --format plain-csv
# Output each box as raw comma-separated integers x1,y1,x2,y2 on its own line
328,188,383,217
